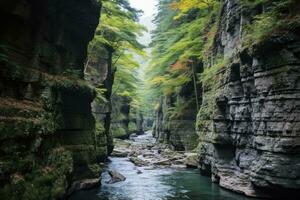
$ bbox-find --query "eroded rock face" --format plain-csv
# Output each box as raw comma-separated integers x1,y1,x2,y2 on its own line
0,0,102,199
197,0,300,198
110,95,131,139
86,46,115,158
110,95,145,139
153,80,201,151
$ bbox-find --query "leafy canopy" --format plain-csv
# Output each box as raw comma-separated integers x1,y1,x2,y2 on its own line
146,0,220,99
85,0,147,108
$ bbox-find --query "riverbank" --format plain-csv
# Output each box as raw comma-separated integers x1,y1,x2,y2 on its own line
111,131,198,169
69,132,260,200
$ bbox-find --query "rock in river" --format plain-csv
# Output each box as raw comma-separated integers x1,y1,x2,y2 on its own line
111,149,129,157
129,157,149,167
107,170,126,184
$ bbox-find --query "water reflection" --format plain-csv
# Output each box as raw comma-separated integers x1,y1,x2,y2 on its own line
69,157,258,200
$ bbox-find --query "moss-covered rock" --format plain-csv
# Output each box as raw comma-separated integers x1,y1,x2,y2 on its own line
0,0,103,199
0,148,73,200
153,81,201,151
128,122,138,133
110,124,128,139
194,0,300,197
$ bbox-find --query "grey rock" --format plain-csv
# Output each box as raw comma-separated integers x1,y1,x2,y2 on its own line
0,0,103,199
68,178,101,195
184,153,199,168
107,170,126,184
129,157,149,167
196,0,300,198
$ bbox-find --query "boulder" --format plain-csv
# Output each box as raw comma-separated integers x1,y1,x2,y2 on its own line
111,149,128,157
129,157,149,167
67,178,101,195
184,153,199,168
107,170,126,184
153,159,172,166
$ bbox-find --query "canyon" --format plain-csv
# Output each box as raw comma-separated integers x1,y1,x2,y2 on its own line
0,0,299,199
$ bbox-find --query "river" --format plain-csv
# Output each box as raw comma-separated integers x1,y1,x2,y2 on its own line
69,132,258,200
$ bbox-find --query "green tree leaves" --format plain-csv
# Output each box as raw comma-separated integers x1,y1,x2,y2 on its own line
146,0,220,99
87,0,146,109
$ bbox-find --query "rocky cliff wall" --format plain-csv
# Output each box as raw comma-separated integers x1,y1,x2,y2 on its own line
153,79,201,151
110,95,144,139
196,0,300,198
0,0,102,199
110,95,131,139
85,46,115,157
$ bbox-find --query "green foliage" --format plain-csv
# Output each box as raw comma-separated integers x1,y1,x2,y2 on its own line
110,124,127,139
146,0,221,108
171,0,217,19
243,0,298,45
87,0,146,112
112,53,141,101
95,122,105,135
198,58,228,88
95,86,108,103
90,0,145,52
128,122,138,133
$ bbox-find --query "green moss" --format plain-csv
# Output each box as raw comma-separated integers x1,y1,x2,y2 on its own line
1,57,95,98
0,106,56,139
95,121,108,148
24,149,72,199
199,58,228,89
96,147,108,160
196,90,217,129
242,0,299,46
66,145,97,166
0,181,26,200
72,163,102,181
95,122,105,133
87,164,102,178
110,124,128,139
0,148,73,200
113,113,128,122
0,116,55,140
128,122,137,133
49,76,95,97
0,105,41,119
196,58,228,150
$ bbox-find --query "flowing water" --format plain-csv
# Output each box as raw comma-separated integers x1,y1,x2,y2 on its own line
70,133,258,200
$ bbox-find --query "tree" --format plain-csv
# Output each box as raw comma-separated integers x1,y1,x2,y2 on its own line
145,0,221,114
86,0,146,106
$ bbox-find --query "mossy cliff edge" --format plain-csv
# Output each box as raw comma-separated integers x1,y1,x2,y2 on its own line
0,0,108,199
152,0,300,198
196,0,300,198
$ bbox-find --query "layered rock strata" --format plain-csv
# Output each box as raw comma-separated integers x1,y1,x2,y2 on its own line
196,0,300,198
85,46,115,157
153,80,201,151
0,0,103,199
110,95,145,139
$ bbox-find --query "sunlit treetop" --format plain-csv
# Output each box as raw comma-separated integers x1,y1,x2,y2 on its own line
170,0,216,19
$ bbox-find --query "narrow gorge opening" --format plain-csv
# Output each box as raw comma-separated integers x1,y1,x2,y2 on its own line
0,0,299,200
